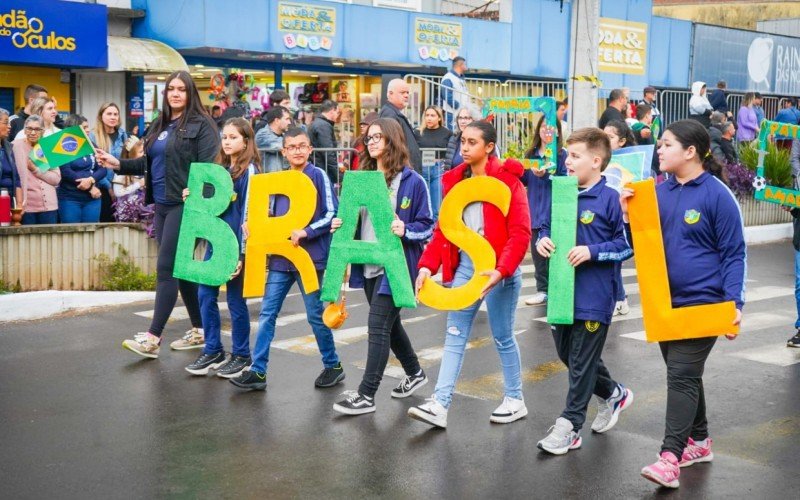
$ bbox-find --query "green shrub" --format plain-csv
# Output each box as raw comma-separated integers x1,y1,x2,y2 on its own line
0,279,22,294
738,141,793,188
96,246,156,291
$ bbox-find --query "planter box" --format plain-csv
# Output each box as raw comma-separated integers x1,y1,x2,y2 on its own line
0,223,157,291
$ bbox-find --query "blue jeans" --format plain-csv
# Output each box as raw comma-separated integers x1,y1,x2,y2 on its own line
795,250,800,329
21,210,58,225
198,264,250,357
58,198,100,223
250,269,339,374
422,163,442,221
433,253,523,408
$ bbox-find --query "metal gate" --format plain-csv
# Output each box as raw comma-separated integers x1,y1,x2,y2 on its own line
403,74,567,155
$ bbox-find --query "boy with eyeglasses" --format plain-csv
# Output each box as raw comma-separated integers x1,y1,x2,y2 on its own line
231,127,346,391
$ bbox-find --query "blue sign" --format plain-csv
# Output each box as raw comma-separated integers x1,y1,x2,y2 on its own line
0,1,108,68
130,96,143,117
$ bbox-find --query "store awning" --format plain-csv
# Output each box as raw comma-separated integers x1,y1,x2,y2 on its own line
107,36,189,73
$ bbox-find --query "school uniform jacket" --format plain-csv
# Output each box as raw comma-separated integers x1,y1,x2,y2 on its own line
541,176,632,325
269,163,338,272
349,166,434,297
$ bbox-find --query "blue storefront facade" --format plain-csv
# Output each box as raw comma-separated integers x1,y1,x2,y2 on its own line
131,0,691,89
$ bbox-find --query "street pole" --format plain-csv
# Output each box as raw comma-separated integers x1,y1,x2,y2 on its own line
568,0,600,131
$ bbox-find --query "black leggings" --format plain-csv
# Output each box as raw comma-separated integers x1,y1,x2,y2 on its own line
149,203,202,337
659,336,717,458
358,276,421,398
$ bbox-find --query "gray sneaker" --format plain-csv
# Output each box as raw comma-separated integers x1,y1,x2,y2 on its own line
592,385,634,433
537,417,582,455
169,328,205,350
122,335,160,359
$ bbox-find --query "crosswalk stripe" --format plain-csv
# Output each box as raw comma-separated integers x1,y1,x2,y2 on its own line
454,359,566,400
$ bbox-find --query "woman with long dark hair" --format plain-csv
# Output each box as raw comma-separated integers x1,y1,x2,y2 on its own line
331,118,433,416
96,70,221,358
623,120,745,488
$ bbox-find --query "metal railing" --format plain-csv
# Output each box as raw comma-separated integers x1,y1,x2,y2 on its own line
739,196,793,226
258,147,359,194
658,89,786,129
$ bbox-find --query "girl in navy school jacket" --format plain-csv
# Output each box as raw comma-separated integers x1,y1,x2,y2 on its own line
331,118,434,416
184,118,258,379
521,116,567,306
624,120,745,489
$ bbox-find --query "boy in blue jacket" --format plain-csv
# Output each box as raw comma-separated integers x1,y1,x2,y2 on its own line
231,127,345,391
535,127,634,455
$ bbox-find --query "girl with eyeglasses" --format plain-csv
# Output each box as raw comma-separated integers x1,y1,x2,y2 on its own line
331,118,434,416
12,115,60,225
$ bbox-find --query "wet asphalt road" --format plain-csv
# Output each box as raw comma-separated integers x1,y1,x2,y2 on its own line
2,242,800,499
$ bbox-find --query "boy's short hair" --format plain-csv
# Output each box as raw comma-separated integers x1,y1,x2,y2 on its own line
566,127,612,171
283,127,310,145
269,89,291,106
266,105,290,125
635,103,652,121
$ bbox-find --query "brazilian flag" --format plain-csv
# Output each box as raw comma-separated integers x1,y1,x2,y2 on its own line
28,143,52,171
36,126,96,169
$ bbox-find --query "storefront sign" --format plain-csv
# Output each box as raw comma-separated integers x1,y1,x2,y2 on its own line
414,17,462,62
0,1,107,68
598,17,647,76
278,1,335,52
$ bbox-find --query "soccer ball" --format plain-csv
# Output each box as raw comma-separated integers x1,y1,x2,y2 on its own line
753,176,767,191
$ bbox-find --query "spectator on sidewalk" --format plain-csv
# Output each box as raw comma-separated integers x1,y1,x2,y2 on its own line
774,98,800,150
418,105,452,220
689,82,713,128
599,89,627,130
639,86,661,136
557,99,571,140
737,92,759,143
441,57,470,130
256,106,292,173
380,79,422,172
631,103,654,146
443,105,480,170
15,97,59,141
90,103,128,223
708,80,732,119
0,108,23,211
753,93,766,126
9,84,51,139
710,121,738,165
350,111,378,171
308,100,340,185
12,115,60,225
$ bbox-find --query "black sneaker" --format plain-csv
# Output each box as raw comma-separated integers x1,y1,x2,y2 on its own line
229,369,267,391
185,351,227,376
391,370,428,398
333,391,375,415
787,330,800,348
216,355,251,379
315,363,346,388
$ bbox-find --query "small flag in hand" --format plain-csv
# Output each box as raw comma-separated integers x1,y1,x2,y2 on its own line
36,126,96,169
28,143,52,171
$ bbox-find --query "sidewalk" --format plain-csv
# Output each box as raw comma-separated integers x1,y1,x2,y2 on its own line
0,291,155,323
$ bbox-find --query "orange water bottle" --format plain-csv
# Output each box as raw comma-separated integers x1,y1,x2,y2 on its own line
0,188,11,227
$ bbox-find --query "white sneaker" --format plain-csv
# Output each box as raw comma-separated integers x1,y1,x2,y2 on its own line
614,299,630,316
537,417,582,455
591,385,634,433
408,397,448,428
169,328,205,350
490,396,528,424
525,292,547,306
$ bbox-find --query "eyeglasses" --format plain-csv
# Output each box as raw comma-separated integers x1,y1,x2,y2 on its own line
24,127,43,134
364,133,383,145
457,116,473,122
0,120,8,126
284,144,310,153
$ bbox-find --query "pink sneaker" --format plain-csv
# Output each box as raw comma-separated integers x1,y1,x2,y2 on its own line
641,451,680,488
680,437,714,467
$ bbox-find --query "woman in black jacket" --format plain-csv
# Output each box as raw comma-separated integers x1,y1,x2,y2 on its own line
97,70,221,358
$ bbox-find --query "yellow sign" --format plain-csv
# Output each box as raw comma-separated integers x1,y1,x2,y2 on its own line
0,9,76,51
598,17,647,75
277,2,336,36
414,17,462,61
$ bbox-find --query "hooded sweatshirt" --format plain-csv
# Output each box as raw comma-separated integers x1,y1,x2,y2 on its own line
689,82,713,120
